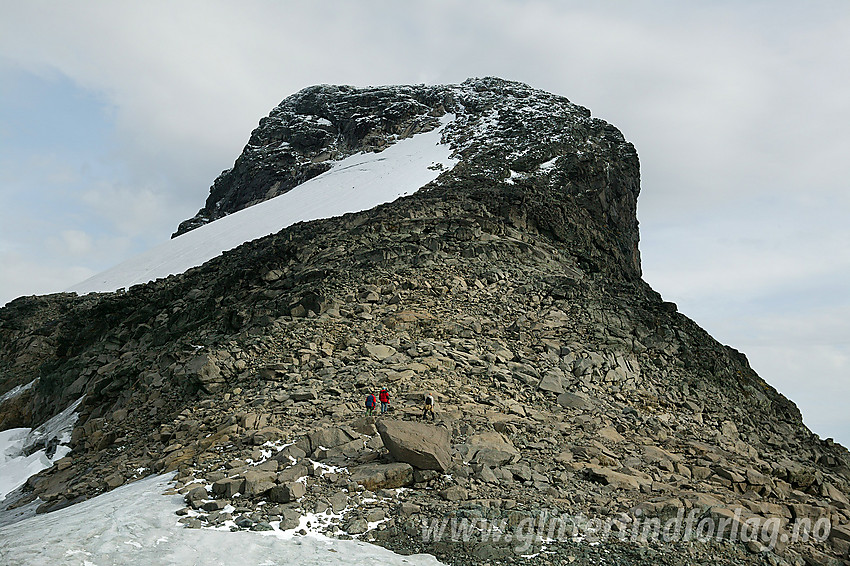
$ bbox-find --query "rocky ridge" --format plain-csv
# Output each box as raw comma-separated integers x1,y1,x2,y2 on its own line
1,78,849,565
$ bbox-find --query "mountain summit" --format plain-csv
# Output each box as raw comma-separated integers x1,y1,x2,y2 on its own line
1,79,849,565
175,78,641,279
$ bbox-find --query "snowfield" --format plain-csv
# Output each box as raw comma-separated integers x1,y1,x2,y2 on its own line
0,474,444,566
69,116,457,294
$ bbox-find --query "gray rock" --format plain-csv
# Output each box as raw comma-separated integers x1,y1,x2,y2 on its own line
291,388,317,401
464,431,520,467
557,391,590,410
200,500,227,512
183,486,208,504
349,462,414,490
587,466,651,491
366,508,385,522
178,517,203,529
309,427,355,452
440,486,468,501
276,464,309,483
377,419,451,471
243,470,277,495
537,368,566,394
234,515,255,528
398,502,421,517
184,354,225,393
345,517,369,535
268,481,306,503
361,343,397,360
212,477,245,498
280,509,302,530
413,469,440,484
329,491,349,513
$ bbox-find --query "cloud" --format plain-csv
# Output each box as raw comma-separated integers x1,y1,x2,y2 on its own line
0,249,95,306
57,230,93,256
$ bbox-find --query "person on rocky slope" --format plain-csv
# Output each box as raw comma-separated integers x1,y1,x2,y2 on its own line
421,392,435,421
365,392,377,416
379,387,390,414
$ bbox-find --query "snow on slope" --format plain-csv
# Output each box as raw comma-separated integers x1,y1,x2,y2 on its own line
0,473,445,566
69,116,457,295
0,397,82,503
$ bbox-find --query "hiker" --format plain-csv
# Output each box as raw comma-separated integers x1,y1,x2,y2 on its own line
365,392,377,416
379,387,390,414
421,392,435,421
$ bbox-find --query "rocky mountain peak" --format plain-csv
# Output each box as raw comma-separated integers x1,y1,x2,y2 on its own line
174,77,641,279
3,79,849,565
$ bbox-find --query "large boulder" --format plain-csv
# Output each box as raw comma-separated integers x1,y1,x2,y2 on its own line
184,354,225,393
268,481,306,503
537,368,566,394
349,462,414,490
361,343,397,360
461,430,520,467
557,391,590,410
377,419,451,471
308,427,356,453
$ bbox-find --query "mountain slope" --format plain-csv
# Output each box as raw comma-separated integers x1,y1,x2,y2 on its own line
1,78,849,566
71,115,456,294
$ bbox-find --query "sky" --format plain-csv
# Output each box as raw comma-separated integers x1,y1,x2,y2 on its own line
0,1,848,446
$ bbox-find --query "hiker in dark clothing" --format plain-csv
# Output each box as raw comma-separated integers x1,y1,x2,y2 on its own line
379,388,390,414
422,393,435,421
365,393,377,416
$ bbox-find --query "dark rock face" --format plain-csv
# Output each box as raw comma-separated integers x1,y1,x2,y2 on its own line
172,83,451,237
173,78,641,280
2,78,849,565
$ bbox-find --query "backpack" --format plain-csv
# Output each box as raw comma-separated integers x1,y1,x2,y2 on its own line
366,394,376,408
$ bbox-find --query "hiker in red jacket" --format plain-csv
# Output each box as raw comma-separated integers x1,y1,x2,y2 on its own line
365,393,377,416
379,388,390,414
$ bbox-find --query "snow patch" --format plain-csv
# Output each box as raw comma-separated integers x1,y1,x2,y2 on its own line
538,157,558,171
0,474,445,565
0,379,36,404
504,169,526,185
0,397,83,503
68,115,457,295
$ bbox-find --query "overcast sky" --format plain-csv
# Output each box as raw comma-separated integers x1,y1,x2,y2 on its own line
1,1,848,446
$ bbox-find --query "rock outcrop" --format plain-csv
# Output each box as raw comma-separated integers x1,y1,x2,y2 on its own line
2,78,849,566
